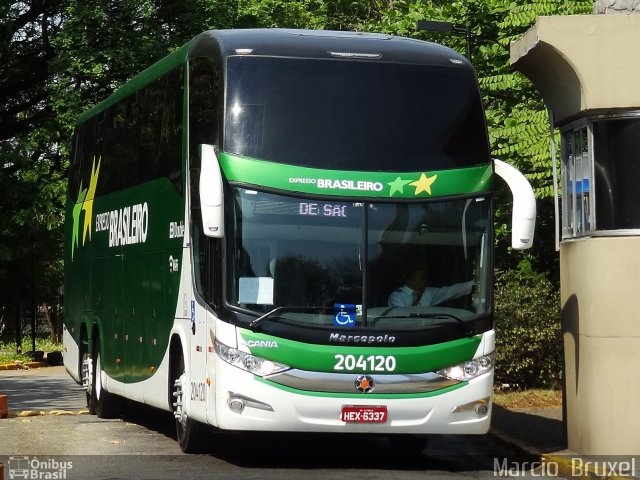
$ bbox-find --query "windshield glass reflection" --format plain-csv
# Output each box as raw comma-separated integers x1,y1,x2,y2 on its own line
226,188,491,330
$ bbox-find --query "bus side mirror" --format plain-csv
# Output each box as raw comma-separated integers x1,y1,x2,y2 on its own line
199,144,224,238
493,158,536,250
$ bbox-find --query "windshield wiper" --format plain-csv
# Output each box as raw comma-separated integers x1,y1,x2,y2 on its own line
249,306,331,328
372,312,477,336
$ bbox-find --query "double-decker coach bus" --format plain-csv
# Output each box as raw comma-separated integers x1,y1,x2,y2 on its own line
63,28,536,453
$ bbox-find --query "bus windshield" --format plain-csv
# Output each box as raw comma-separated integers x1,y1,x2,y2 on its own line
224,56,490,172
226,187,491,330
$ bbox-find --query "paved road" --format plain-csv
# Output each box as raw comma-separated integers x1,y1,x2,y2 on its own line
0,366,86,412
0,367,542,479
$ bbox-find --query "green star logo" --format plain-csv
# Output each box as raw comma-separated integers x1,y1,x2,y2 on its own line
387,176,412,197
71,183,87,260
82,156,101,245
70,155,101,260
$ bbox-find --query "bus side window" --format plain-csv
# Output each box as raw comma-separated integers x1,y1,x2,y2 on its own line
159,68,184,195
192,214,220,310
189,57,221,310
189,56,220,174
67,126,84,197
189,57,220,203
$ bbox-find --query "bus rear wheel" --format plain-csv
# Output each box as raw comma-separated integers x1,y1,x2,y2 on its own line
171,351,207,453
81,353,94,414
90,337,122,419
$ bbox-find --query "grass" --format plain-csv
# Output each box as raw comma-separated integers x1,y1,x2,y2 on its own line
493,388,562,409
0,337,61,365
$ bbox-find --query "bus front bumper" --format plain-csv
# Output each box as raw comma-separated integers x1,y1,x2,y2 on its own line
211,364,493,434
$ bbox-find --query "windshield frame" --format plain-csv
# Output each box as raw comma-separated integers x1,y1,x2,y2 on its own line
222,185,494,335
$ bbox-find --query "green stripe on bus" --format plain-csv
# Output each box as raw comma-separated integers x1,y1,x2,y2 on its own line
219,152,492,199
239,328,482,374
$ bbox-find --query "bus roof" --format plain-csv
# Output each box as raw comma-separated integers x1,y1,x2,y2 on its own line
193,28,469,66
76,28,471,126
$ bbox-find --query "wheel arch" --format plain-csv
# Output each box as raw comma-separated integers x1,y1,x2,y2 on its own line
91,322,100,349
168,331,188,410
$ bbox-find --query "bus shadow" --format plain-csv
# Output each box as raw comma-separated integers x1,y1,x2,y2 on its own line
201,430,529,471
120,401,534,472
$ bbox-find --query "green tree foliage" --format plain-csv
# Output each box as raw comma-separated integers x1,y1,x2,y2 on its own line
0,0,63,143
494,267,562,389
0,1,66,339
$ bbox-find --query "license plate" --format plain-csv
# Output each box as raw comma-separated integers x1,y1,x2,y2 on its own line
341,405,388,423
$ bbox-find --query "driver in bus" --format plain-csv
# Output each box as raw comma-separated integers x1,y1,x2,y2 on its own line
388,267,473,307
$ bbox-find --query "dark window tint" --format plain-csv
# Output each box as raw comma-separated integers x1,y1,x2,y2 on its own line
189,57,222,304
68,66,184,198
189,57,221,167
594,118,640,230
224,57,489,171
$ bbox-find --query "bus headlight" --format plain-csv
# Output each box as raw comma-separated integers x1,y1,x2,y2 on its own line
214,339,289,376
436,352,494,381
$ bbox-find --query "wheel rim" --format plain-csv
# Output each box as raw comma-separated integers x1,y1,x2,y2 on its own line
95,352,102,401
173,372,188,428
81,353,93,394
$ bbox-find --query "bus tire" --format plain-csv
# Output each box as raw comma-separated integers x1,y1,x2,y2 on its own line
91,337,122,419
171,351,207,453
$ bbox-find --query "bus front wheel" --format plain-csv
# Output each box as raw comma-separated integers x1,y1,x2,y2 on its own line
171,351,207,453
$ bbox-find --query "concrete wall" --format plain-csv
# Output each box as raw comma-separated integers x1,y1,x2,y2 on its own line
510,14,640,124
561,236,640,454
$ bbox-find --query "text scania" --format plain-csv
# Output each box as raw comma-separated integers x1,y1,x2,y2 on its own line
95,203,149,247
242,340,278,348
317,179,384,192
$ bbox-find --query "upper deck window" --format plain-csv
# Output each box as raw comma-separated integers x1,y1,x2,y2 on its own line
224,56,489,172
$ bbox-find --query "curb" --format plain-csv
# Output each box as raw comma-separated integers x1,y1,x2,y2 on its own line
0,362,50,370
0,363,88,421
541,453,640,480
4,409,90,418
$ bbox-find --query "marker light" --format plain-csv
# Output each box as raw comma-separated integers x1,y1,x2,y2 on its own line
214,339,289,376
436,352,494,382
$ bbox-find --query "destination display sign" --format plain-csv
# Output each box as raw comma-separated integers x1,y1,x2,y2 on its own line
253,199,352,219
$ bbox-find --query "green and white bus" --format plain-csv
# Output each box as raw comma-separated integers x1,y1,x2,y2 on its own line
63,29,536,453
